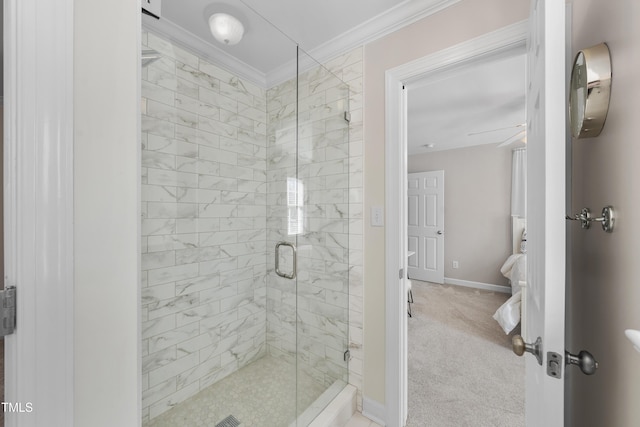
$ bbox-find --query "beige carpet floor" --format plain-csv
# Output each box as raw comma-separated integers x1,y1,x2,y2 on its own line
407,281,524,427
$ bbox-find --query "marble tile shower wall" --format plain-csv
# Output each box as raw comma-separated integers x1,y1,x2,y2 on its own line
140,31,269,422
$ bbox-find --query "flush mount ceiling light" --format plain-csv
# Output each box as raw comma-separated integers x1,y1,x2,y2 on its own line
208,13,245,45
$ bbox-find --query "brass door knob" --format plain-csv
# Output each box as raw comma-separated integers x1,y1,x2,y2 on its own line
512,335,543,365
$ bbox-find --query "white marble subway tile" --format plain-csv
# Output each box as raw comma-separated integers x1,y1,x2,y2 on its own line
149,352,200,389
237,254,265,269
199,230,237,247
145,134,176,155
177,157,220,177
148,321,200,354
147,99,198,129
199,86,237,113
199,257,238,276
148,262,199,286
142,218,176,236
176,218,220,234
176,354,222,390
174,123,199,145
142,250,176,271
218,241,264,258
148,381,200,420
176,301,222,329
147,234,198,253
148,293,200,323
236,154,266,171
220,191,255,206
238,102,267,124
218,164,254,181
141,150,176,170
219,136,261,158
142,115,175,138
198,145,237,165
147,66,178,93
146,201,190,219
219,81,254,108
237,179,266,193
142,376,177,410
175,77,200,99
198,203,237,218
175,274,220,296
176,61,219,91
178,331,220,357
142,80,176,106
175,246,221,265
220,267,254,287
198,60,236,87
142,346,177,373
238,127,267,147
142,313,177,340
147,169,198,189
219,109,255,132
142,184,177,203
198,115,237,139
199,311,238,338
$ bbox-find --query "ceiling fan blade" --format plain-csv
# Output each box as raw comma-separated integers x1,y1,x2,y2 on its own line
468,123,525,136
496,129,527,148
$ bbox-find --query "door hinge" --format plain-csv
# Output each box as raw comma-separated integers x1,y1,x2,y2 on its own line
399,268,404,279
344,111,351,123
344,349,351,362
0,286,16,336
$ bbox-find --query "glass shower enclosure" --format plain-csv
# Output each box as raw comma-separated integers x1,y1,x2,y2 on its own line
140,6,349,426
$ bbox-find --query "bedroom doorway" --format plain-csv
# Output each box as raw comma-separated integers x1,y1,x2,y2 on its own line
382,21,530,426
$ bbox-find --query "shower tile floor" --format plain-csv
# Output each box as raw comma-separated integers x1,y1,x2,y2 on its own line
145,355,326,427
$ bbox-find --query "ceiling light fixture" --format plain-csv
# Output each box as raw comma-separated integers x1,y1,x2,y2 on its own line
208,13,245,45
423,143,435,148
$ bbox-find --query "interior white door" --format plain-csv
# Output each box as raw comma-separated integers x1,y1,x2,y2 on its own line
523,0,566,425
407,171,444,284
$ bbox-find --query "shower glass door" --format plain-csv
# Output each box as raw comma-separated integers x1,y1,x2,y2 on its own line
294,49,350,424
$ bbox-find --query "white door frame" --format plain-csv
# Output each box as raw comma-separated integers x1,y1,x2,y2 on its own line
4,0,75,425
384,21,528,426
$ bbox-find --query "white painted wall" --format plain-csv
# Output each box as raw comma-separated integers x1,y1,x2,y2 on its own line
362,0,529,404
568,1,640,425
73,0,140,425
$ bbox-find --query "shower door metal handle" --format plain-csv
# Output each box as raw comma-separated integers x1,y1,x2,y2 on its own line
275,241,297,279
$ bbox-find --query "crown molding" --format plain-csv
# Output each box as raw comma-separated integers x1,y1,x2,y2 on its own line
142,14,267,87
143,0,461,89
267,0,461,87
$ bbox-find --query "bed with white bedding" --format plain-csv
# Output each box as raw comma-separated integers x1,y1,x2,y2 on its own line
493,217,527,334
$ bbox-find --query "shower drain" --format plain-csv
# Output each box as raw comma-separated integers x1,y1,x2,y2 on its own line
215,415,241,427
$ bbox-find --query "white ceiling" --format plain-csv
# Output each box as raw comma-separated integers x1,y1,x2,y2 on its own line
407,51,526,154
146,0,526,154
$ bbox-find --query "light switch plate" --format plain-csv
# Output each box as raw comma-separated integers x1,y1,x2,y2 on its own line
371,206,384,227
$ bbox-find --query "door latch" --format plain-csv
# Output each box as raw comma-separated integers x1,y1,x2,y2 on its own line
0,286,16,336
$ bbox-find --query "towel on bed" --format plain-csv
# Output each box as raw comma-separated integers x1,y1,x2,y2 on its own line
493,290,521,334
500,253,527,294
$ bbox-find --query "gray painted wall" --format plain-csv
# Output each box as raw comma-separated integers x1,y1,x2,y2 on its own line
408,143,513,287
568,1,640,426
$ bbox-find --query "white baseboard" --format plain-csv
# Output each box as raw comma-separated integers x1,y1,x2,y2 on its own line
444,277,511,294
362,397,386,426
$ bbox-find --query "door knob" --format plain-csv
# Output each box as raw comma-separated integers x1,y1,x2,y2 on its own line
566,350,598,375
437,230,443,235
512,335,543,365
